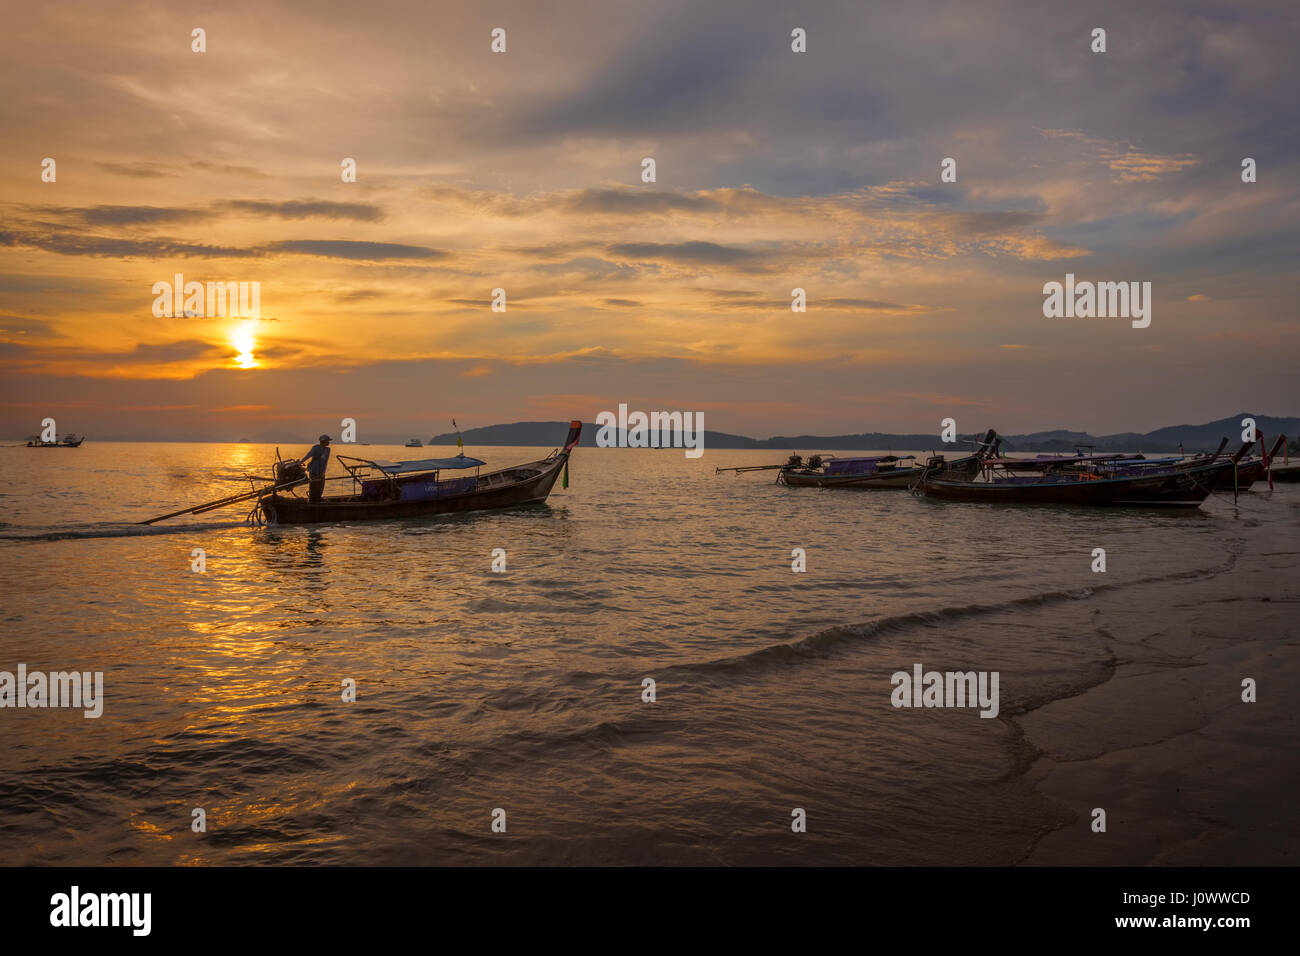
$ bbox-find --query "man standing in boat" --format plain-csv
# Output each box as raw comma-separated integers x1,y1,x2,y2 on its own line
299,434,331,502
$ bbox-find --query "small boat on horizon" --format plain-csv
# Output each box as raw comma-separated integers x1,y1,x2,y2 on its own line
405,438,423,447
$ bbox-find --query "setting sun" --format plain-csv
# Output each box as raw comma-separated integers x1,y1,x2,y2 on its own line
232,321,258,369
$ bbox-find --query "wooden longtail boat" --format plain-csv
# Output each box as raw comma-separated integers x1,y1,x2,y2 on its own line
1271,464,1300,483
716,452,925,488
1270,440,1300,483
779,454,924,488
138,421,581,526
1224,434,1286,491
913,430,1252,507
1092,434,1285,492
259,421,582,524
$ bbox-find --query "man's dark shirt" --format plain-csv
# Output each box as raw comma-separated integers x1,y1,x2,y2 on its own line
303,443,331,478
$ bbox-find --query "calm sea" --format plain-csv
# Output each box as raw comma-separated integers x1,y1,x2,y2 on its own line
1,441,1295,864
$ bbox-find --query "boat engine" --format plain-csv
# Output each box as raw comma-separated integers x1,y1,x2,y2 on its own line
806,455,824,470
274,459,307,484
786,454,803,469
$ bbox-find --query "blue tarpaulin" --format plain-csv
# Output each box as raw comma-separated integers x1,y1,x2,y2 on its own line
371,455,486,474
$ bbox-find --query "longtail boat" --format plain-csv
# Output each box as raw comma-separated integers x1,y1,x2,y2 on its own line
912,429,1251,507
716,452,925,488
1270,439,1299,483
139,421,582,525
1090,434,1285,493
780,454,924,488
1225,434,1286,491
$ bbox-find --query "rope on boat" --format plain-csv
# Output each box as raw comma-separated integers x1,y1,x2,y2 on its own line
908,461,933,496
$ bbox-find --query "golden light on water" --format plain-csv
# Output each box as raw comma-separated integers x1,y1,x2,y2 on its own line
232,321,258,369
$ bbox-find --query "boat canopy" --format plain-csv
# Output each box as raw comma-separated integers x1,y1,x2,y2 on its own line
368,455,486,474
1032,453,1142,462
822,455,915,476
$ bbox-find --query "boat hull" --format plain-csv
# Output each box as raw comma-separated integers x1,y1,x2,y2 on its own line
262,454,566,524
781,467,924,488
1214,459,1265,492
921,461,1229,507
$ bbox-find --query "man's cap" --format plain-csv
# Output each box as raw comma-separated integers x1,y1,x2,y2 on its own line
319,434,331,443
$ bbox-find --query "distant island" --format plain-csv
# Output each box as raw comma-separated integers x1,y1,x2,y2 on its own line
426,413,1300,454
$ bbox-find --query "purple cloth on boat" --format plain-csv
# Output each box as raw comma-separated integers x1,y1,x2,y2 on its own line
824,457,880,476
398,476,477,501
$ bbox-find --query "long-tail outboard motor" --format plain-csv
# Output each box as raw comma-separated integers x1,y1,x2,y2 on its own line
274,459,307,485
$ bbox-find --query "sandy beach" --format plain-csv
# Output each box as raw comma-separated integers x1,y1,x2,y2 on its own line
1020,518,1300,865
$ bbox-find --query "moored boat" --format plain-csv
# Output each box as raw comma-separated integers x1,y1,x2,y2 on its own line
716,452,924,488
1090,434,1285,493
913,429,1251,507
779,454,924,488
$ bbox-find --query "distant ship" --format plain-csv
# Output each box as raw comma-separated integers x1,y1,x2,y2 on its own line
27,433,84,448
238,437,252,443
405,438,423,447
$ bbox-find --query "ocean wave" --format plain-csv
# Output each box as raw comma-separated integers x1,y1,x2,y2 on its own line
655,544,1242,682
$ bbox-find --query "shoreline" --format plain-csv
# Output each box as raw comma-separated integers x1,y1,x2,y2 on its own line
1015,537,1300,865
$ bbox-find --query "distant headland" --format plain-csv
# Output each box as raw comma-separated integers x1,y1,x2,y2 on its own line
424,413,1300,454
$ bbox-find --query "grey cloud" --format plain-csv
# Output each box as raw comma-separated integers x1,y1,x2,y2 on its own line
0,338,224,364
560,189,724,216
0,315,58,337
819,298,926,312
266,240,445,260
95,161,176,178
223,199,384,222
190,161,270,179
0,230,257,259
0,230,447,262
79,206,212,226
606,241,765,267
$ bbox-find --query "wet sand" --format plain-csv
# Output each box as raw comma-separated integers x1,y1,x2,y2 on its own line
1019,540,1300,865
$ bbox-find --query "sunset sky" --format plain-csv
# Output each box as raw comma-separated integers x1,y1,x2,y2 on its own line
1,0,1296,441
